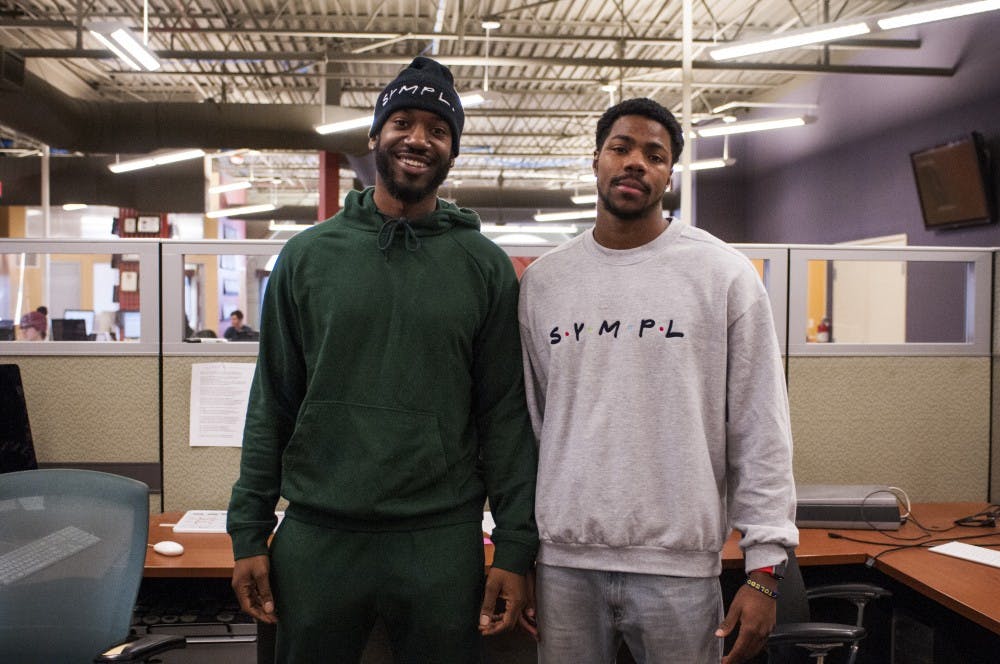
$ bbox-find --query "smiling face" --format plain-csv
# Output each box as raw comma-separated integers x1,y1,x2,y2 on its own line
371,108,455,216
593,115,674,225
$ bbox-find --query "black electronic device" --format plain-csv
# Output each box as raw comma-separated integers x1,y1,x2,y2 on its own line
795,484,902,530
0,364,38,473
0,319,14,341
910,131,996,230
63,309,95,335
51,317,89,341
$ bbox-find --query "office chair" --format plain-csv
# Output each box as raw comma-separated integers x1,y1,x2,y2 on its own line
766,550,891,664
0,469,185,663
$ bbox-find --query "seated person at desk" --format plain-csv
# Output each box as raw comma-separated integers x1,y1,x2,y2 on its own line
224,310,258,341
18,310,47,341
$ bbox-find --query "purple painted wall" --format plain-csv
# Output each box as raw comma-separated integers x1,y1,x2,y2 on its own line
694,13,1000,247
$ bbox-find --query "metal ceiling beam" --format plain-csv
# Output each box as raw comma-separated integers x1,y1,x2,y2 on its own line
12,49,954,77
0,20,922,50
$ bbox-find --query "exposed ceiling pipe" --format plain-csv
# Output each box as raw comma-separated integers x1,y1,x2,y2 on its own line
0,69,372,155
10,49,953,77
0,20,922,50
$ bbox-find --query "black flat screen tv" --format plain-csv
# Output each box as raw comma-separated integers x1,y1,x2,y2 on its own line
910,132,995,230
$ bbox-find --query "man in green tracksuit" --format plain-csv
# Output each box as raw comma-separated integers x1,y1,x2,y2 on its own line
227,56,538,663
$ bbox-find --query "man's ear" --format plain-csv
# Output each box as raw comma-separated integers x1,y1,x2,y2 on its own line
449,157,456,168
592,150,599,175
368,137,376,151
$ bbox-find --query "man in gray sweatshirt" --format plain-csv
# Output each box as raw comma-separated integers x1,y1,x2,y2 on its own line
518,97,798,663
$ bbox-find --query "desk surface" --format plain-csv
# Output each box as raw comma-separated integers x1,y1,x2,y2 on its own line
147,503,1000,634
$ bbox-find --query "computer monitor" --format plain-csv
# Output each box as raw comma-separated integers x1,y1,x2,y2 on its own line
0,320,13,341
0,364,38,474
63,309,95,335
122,311,141,340
51,318,89,341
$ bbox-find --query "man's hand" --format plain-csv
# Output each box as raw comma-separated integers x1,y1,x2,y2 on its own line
479,567,527,636
716,574,777,664
517,568,539,641
232,554,278,624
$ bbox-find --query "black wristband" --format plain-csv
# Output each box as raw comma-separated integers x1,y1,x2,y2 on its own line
745,576,779,599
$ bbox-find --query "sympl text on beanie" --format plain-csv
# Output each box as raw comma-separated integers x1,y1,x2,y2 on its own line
369,56,465,156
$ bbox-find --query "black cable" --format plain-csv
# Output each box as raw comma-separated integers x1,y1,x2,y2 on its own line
953,504,1000,528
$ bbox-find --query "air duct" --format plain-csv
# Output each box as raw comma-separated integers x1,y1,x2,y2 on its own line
0,68,371,155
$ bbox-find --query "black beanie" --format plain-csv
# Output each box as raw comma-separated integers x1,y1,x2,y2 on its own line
370,57,464,157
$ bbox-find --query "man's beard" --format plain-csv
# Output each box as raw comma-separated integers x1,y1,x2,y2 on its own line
597,186,660,221
375,144,451,205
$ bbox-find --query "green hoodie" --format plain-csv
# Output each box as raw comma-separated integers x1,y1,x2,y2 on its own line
228,188,538,574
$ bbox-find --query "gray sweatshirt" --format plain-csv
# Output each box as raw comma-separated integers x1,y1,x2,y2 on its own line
519,222,798,577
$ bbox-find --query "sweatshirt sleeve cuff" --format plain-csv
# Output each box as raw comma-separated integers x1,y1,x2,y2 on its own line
743,543,789,574
490,539,538,576
229,527,271,560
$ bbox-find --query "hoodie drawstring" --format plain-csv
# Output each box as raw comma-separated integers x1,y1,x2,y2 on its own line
377,217,422,259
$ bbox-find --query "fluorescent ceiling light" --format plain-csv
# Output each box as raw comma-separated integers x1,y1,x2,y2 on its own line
675,158,735,172
571,194,598,205
877,0,1000,29
533,209,599,223
482,223,579,234
315,115,372,135
315,91,493,135
711,101,819,114
89,22,161,71
268,222,315,232
696,116,811,137
62,203,88,211
209,180,253,195
709,22,870,60
206,203,277,219
108,148,206,173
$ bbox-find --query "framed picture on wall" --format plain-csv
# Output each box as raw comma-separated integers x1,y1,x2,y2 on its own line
137,215,161,233
122,217,137,234
219,254,237,270
120,271,139,292
223,279,240,295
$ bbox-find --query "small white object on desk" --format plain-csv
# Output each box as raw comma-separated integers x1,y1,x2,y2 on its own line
172,509,285,534
928,541,1000,569
152,541,185,556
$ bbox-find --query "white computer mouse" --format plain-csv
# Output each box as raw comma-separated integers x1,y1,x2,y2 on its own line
152,540,185,556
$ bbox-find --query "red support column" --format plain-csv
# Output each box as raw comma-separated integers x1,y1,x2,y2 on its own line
318,151,341,222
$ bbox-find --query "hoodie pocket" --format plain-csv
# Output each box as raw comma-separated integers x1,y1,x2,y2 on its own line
283,400,457,518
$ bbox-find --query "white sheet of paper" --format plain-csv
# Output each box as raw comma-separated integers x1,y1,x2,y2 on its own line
189,362,256,447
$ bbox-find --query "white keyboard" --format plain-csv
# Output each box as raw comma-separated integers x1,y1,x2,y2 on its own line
928,541,1000,569
0,525,101,586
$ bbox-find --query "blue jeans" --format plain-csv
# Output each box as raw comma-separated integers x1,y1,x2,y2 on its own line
536,564,723,664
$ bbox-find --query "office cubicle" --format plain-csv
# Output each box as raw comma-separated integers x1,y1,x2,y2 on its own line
0,240,162,495
1,238,996,509
784,246,992,501
158,241,282,511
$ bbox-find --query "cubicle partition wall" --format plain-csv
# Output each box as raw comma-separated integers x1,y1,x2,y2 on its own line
0,240,162,501
785,247,992,502
159,241,282,512
1,238,995,509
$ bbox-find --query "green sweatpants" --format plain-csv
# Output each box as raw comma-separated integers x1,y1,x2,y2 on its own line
269,516,486,663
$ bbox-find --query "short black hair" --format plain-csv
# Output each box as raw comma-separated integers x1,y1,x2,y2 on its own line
230,310,244,319
595,98,684,165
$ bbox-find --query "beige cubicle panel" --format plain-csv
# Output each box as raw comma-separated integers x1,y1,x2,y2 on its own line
788,355,990,502
993,252,1000,502
9,354,160,465
161,355,257,512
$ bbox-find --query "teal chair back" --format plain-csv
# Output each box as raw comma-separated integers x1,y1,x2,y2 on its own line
0,468,150,664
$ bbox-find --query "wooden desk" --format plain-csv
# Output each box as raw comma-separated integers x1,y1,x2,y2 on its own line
147,504,1000,634
145,512,497,577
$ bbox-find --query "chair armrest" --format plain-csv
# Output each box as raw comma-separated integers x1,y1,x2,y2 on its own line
95,633,186,663
768,622,866,647
805,583,892,603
